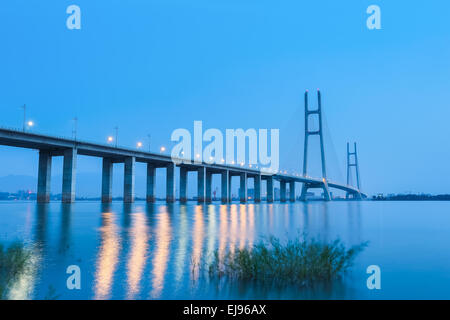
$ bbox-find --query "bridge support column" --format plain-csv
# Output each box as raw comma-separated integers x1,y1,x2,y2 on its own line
266,176,274,202
346,142,362,200
221,170,229,203
322,181,331,201
123,156,135,203
280,180,287,202
301,90,331,202
37,150,52,203
300,182,331,201
254,175,261,202
289,181,296,202
166,163,175,203
240,172,247,203
300,184,308,201
146,163,155,202
101,158,113,203
205,171,212,203
348,191,362,200
62,148,77,203
180,167,188,203
197,167,206,202
228,174,233,202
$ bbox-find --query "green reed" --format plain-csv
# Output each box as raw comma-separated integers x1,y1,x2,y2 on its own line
0,242,33,299
208,236,367,286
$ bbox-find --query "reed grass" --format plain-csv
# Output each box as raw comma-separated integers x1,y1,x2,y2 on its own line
208,236,367,286
0,242,33,299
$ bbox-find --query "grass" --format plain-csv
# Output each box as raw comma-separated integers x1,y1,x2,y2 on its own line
0,242,34,299
208,236,367,287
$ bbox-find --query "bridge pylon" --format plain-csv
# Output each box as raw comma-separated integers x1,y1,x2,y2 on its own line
300,90,331,201
346,142,362,199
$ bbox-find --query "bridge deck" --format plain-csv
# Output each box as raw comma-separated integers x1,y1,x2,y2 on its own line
0,127,365,199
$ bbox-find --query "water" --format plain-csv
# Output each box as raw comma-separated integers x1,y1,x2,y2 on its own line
1,200,450,300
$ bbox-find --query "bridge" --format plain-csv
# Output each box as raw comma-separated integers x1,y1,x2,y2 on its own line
0,90,366,203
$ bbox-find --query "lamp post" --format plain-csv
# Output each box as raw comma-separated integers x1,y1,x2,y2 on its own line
114,126,118,148
21,104,26,132
72,117,78,141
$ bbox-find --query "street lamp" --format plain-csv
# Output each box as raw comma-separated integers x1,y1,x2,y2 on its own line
21,104,26,132
114,126,118,147
72,117,78,140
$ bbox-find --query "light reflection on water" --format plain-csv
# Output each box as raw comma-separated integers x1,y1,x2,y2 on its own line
150,205,172,299
126,208,148,299
2,200,450,299
94,210,120,300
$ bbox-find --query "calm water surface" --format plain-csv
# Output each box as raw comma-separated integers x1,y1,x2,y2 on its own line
1,201,450,300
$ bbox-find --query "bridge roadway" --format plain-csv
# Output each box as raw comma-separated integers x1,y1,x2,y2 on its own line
0,127,365,203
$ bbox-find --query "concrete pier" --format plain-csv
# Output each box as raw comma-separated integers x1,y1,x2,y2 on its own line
280,180,287,202
221,170,229,203
123,156,135,203
62,148,77,203
166,162,175,202
205,171,212,203
228,174,233,203
146,163,156,202
289,181,296,202
197,167,206,202
254,175,261,202
37,150,52,203
101,158,113,203
239,172,247,203
179,166,188,203
322,181,331,201
266,176,274,203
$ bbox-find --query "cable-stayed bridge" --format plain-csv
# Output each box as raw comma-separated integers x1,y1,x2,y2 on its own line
0,90,366,203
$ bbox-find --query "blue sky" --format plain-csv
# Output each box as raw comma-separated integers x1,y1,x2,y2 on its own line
0,1,450,196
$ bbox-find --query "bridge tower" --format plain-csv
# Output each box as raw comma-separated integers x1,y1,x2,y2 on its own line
300,90,331,201
346,142,362,199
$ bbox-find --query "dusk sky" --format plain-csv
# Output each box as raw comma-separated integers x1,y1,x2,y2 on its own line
1,1,450,196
